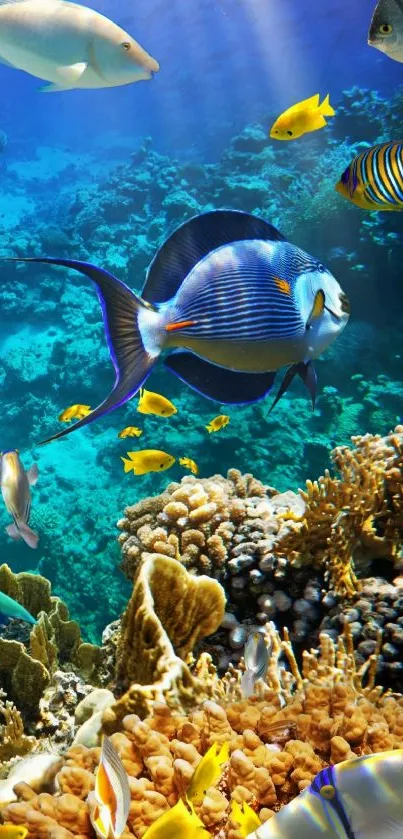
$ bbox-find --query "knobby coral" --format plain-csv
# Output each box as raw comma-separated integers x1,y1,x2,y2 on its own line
3,624,403,838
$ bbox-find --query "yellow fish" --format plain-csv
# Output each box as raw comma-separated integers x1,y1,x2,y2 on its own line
59,404,92,422
205,414,230,433
118,426,143,438
87,736,130,839
121,449,176,475
230,800,262,838
142,798,210,839
0,828,28,839
179,456,199,475
270,93,335,141
137,388,177,417
186,742,230,806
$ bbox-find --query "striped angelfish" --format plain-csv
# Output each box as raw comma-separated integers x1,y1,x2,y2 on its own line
335,141,403,209
3,210,350,446
0,450,39,549
87,735,131,839
245,749,403,839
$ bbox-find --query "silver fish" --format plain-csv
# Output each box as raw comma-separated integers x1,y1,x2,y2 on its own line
4,210,350,446
0,450,39,548
0,0,159,92
246,749,403,839
368,0,403,62
0,589,36,624
241,631,270,698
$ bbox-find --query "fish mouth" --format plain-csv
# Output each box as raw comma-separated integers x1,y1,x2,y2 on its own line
324,292,350,320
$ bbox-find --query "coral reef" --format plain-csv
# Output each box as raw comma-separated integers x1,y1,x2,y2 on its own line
104,553,226,729
3,624,403,837
0,565,103,727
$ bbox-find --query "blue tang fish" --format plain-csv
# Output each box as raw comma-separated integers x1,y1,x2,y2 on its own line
0,589,36,625
5,210,350,444
245,749,403,839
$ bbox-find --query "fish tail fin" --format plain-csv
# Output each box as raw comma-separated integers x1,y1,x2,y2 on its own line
4,258,159,444
121,456,134,473
320,93,335,116
17,521,39,549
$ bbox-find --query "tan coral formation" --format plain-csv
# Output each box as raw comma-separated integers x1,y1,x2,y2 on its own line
104,554,226,730
274,425,403,595
118,427,403,600
0,565,103,718
118,470,275,581
3,624,403,838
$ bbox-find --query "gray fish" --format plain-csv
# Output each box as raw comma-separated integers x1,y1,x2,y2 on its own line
0,589,36,624
0,450,39,548
4,210,350,447
241,631,270,698
368,0,403,62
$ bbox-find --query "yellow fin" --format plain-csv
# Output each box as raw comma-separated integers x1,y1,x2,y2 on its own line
319,93,335,116
287,93,320,114
121,456,133,473
187,742,230,805
230,800,262,838
307,289,325,325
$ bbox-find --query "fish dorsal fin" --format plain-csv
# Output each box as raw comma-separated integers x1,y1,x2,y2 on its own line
142,210,286,304
288,93,320,113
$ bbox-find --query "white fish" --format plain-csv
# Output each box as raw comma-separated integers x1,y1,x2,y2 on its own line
0,0,159,92
246,749,403,839
87,735,131,839
0,450,39,549
241,631,270,698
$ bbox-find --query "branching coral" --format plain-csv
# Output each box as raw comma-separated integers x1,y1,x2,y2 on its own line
0,565,103,719
0,689,35,762
273,425,403,596
103,553,226,730
3,624,403,838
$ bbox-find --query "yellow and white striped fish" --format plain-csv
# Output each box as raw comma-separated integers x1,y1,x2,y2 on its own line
87,736,131,839
0,450,39,549
246,749,403,839
335,142,403,210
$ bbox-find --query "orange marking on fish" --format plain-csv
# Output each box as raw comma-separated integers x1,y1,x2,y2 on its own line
166,319,197,332
273,277,291,295
97,762,117,815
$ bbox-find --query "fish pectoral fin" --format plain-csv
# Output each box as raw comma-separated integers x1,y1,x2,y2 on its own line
307,289,325,326
56,61,88,83
268,361,317,412
26,463,39,486
6,523,22,540
165,350,277,404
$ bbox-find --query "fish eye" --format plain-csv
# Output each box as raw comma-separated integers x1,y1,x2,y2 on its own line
317,263,325,273
287,130,293,136
121,41,131,50
320,784,336,799
380,23,393,33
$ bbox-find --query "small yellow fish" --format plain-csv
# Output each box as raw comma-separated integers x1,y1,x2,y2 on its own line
59,404,92,422
186,742,230,806
0,827,28,839
270,93,335,141
121,449,176,476
87,735,130,839
230,800,262,838
142,798,210,839
137,388,177,417
118,426,143,438
179,456,199,475
205,414,230,433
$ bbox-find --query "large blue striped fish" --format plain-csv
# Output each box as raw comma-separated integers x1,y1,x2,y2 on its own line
246,749,403,839
6,210,350,445
335,142,403,210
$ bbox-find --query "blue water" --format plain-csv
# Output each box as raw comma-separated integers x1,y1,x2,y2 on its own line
0,0,403,642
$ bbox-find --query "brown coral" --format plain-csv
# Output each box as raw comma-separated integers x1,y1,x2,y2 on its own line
0,565,103,719
4,624,403,838
103,554,226,730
